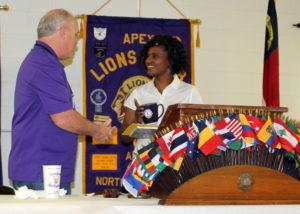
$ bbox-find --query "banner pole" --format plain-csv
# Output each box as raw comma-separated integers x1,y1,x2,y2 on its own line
137,0,141,17
0,3,10,186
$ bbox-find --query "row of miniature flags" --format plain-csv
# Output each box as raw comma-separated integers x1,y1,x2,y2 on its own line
122,113,300,197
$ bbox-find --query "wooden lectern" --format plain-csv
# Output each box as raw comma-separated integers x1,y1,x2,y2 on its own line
149,104,300,205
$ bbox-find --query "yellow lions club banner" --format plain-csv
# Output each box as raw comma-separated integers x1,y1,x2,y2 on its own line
82,15,195,193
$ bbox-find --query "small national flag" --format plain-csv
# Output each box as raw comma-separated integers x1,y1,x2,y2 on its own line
227,140,243,151
213,114,242,144
151,147,169,171
132,164,153,188
246,115,278,147
239,114,259,147
156,127,188,161
169,128,189,160
136,150,157,176
197,119,224,155
246,115,265,133
273,118,300,153
122,158,145,197
184,122,199,159
135,142,169,181
156,130,174,156
136,141,157,155
136,146,152,163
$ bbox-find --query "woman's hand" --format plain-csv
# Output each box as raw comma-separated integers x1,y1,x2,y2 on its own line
134,99,144,124
121,100,144,143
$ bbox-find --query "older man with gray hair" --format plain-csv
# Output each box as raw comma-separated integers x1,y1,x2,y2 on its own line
8,9,115,194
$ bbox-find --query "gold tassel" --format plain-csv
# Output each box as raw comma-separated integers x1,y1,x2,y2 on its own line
190,19,201,48
196,26,200,48
80,18,83,38
75,14,84,38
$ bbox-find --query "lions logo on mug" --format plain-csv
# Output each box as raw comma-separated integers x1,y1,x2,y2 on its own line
144,109,153,119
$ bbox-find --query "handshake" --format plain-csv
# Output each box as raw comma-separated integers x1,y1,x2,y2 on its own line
92,117,117,145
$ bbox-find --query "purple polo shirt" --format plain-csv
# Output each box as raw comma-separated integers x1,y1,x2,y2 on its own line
8,41,77,183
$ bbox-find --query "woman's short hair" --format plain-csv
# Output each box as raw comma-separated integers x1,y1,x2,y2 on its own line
139,35,188,74
37,9,73,38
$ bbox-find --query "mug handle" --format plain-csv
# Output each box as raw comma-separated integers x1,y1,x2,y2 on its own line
157,104,165,119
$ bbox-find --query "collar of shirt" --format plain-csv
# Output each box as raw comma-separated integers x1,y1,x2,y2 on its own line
34,40,71,97
35,40,65,73
167,74,180,89
35,40,59,59
149,74,181,95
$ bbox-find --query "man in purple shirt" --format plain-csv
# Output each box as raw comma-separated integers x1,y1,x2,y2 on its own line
8,9,115,194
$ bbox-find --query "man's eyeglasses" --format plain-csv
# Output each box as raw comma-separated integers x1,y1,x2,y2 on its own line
75,31,81,39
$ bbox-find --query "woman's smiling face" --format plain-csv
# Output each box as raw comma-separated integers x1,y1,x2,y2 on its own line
145,45,171,77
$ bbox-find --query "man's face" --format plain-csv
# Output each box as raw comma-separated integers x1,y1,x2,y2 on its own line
60,18,80,59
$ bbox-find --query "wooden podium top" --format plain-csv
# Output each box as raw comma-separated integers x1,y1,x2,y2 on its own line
159,104,288,131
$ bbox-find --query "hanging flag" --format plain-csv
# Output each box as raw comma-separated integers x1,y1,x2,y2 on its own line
263,0,279,106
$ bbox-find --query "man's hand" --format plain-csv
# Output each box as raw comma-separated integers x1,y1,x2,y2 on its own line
93,124,117,144
50,109,117,144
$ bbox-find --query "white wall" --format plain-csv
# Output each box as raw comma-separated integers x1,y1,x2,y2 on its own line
1,0,300,195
